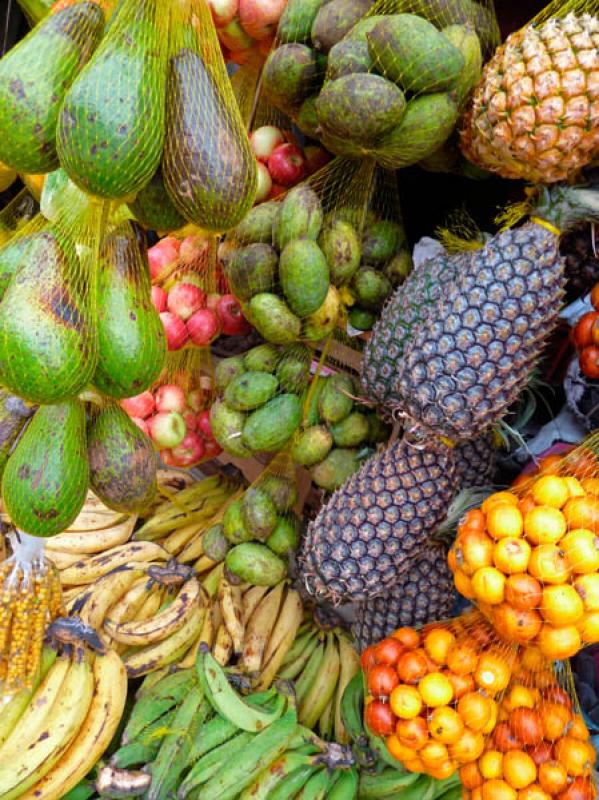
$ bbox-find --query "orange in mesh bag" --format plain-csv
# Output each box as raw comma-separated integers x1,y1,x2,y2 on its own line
449,439,599,661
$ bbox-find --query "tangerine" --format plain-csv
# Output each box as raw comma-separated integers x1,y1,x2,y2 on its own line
503,750,537,789
503,684,537,711
494,538,532,574
396,650,428,684
482,698,499,734
482,492,519,514
529,545,570,584
475,652,512,695
403,757,426,773
520,646,546,671
427,760,457,780
509,708,543,746
540,702,571,740
524,506,567,545
505,574,543,610
480,749,503,779
424,628,456,666
457,692,493,732
554,736,595,776
392,627,420,649
419,672,454,708
538,454,565,474
446,642,479,675
563,496,599,530
454,569,475,599
458,531,495,575
560,529,599,574
564,477,586,498
556,776,596,800
386,734,417,763
448,728,485,763
577,610,599,643
420,740,449,768
374,637,405,665
481,779,517,800
488,504,525,540
494,721,521,752
459,508,487,535
538,624,582,660
396,716,429,750
389,685,422,719
428,705,464,745
528,742,554,767
568,715,591,741
538,761,568,794
460,762,484,789
472,567,506,605
574,573,599,611
493,604,542,644
541,584,584,625
517,786,551,800
532,476,570,508
581,477,599,495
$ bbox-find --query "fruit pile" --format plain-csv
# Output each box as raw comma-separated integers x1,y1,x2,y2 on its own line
571,287,599,380
208,0,286,66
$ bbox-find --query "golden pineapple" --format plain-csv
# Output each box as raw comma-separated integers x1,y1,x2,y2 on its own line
461,14,599,183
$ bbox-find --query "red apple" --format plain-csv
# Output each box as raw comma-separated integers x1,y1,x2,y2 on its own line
179,235,210,267
254,162,273,203
120,391,155,419
187,308,221,347
238,0,287,40
171,432,206,467
197,409,215,440
148,237,180,281
208,0,238,26
131,416,150,436
206,293,221,311
183,410,198,432
160,312,189,350
151,285,168,313
268,143,306,186
155,384,187,414
217,294,251,335
258,34,275,57
203,439,223,459
218,17,253,51
267,183,286,199
149,411,187,448
250,126,285,162
304,145,331,175
167,282,206,321
187,389,205,413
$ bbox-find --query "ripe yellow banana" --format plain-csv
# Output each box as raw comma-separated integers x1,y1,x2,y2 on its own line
46,550,82,571
242,586,269,625
0,656,94,798
105,577,204,646
46,516,137,555
219,578,245,655
200,600,217,648
60,542,169,585
80,567,147,632
256,592,304,692
240,582,285,674
64,492,128,532
213,623,233,666
160,521,203,555
334,632,361,744
105,577,152,626
19,650,128,800
123,604,205,678
177,532,206,564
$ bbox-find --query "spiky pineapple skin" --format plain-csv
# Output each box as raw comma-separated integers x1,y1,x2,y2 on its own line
298,436,457,604
394,223,565,441
461,14,599,184
352,545,455,651
454,434,497,487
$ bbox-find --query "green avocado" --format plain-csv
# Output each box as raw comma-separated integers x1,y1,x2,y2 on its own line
2,400,88,536
266,516,300,556
318,373,355,423
226,244,278,302
0,390,36,485
247,294,302,345
311,0,374,52
279,239,329,318
210,400,251,458
244,344,280,373
225,542,287,586
278,0,326,44
224,371,279,411
330,411,370,447
301,376,327,426
130,168,186,233
223,498,253,544
303,285,341,341
232,201,279,245
276,185,323,251
0,3,104,173
348,306,376,331
0,233,36,302
87,405,157,513
93,222,166,399
276,346,310,393
215,356,246,392
262,44,322,116
296,96,320,140
291,425,333,466
241,488,277,542
320,219,361,286
242,394,302,452
310,447,361,491
259,474,298,513
362,220,403,266
327,38,372,79
352,267,392,310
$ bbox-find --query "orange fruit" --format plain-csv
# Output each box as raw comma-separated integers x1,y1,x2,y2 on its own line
418,672,453,708
528,544,570,584
505,574,543,610
564,495,599,530
396,649,428,684
447,548,457,572
554,736,595,776
482,695,499,734
460,762,484,789
538,624,581,660
454,569,475,600
568,714,591,741
509,708,543,747
459,508,487,535
503,684,536,712
574,572,599,611
472,567,506,605
392,627,420,649
564,476,586,497
519,495,537,517
475,652,512,695
444,669,475,700
493,604,542,644
481,779,517,800
403,757,426,772
487,504,524,540
448,728,485,763
494,537,531,574
457,531,495,575
524,506,567,545
531,475,570,508
482,492,519,514
385,734,416,763
427,760,457,780
539,454,565,474
538,761,568,794
457,692,493,732
539,702,571,740
396,716,429,750
389,685,422,719
428,705,464,745
582,477,599,495
560,529,599,573
517,786,551,800
424,628,455,666
541,584,584,625
480,749,503,779
446,641,479,675
503,750,537,789
577,610,599,643
420,740,449,768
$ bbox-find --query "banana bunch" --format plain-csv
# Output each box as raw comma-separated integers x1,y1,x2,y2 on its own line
99,648,358,800
0,643,127,800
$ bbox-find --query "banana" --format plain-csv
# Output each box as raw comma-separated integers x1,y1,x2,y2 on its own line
0,647,57,748
358,770,426,800
318,695,335,739
59,542,169,585
46,550,82,571
213,622,234,666
177,534,207,564
202,562,225,597
80,567,147,632
219,577,245,655
334,632,362,745
241,586,269,624
294,638,326,710
178,731,255,798
256,593,304,692
327,767,359,800
105,577,204,646
278,631,321,681
96,766,151,798
267,764,320,800
132,584,166,623
0,656,95,799
240,582,285,674
122,668,196,744
123,604,205,678
186,714,240,765
295,767,332,800
261,588,303,668
46,516,137,555
161,521,203,556
64,492,129,532
19,650,127,800
299,632,340,729
63,585,89,606
200,600,217,648
105,577,153,626
238,751,317,800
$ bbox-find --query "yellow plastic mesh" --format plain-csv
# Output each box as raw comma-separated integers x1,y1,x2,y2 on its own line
0,187,39,247
0,1,106,175
56,0,168,200
161,0,258,233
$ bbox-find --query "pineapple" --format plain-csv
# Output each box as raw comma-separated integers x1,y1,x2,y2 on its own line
297,434,457,604
454,434,497,487
461,14,599,184
352,545,455,651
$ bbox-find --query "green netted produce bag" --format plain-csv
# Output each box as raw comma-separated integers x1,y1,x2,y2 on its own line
161,0,258,232
262,0,500,168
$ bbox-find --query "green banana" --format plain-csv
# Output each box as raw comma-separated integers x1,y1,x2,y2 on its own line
340,672,367,746
122,669,195,743
326,767,359,800
294,766,332,800
318,697,334,740
358,768,421,800
111,708,177,768
136,666,171,698
177,731,255,797
237,751,317,800
267,765,319,800
61,781,97,800
278,632,321,680
197,649,286,732
431,774,462,800
435,785,463,800
299,632,340,729
195,711,298,800
294,639,326,708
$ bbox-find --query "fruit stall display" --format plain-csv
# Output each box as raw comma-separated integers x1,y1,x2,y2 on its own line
1,0,599,798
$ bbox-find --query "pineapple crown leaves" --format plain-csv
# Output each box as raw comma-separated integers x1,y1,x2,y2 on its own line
496,182,599,234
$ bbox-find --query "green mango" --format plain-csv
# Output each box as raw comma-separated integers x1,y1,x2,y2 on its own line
276,185,323,251
442,24,483,106
225,543,286,586
266,517,300,557
316,74,406,147
215,356,246,392
226,244,278,302
232,201,279,245
244,344,279,373
367,14,464,93
202,523,230,561
348,306,376,331
0,228,96,404
259,475,298,513
57,1,166,199
296,96,320,140
241,488,277,542
87,405,157,513
0,390,36,485
330,411,369,446
344,15,386,40
2,400,88,536
352,267,392,310
362,220,403,266
162,44,257,231
384,251,412,287
291,425,333,466
0,233,36,302
210,400,251,458
310,447,360,492
303,285,341,341
318,373,355,423
93,223,166,399
311,0,373,52
374,93,458,170
320,219,361,286
278,0,325,43
242,394,302,452
279,239,329,318
0,3,104,174
317,128,364,160
275,346,310,393
223,499,253,544
302,376,327,426
130,168,186,233
224,371,279,411
247,294,301,345
262,44,321,116
327,38,372,80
